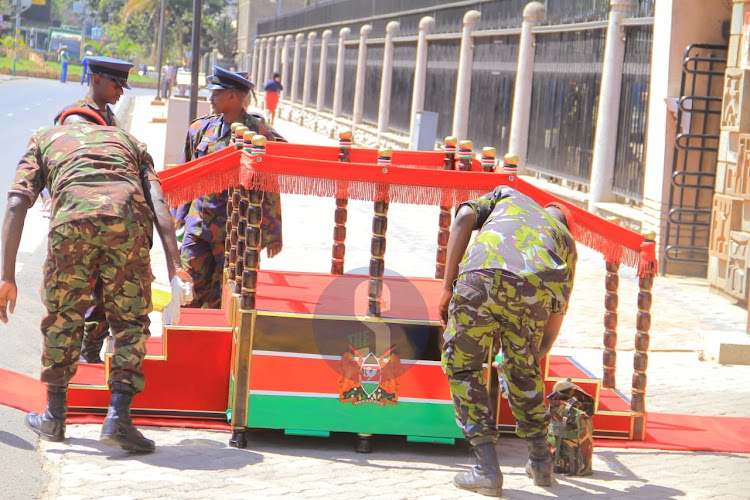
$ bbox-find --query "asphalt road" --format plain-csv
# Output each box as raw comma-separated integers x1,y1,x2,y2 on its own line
0,76,155,500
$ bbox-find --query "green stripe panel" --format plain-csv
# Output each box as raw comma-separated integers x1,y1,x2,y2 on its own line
247,394,464,439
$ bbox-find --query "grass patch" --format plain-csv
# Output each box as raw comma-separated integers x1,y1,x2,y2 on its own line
0,56,157,84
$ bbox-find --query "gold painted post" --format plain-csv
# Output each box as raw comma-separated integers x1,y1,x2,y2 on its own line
631,231,656,440
369,147,391,316
331,129,352,274
435,136,457,280
481,147,496,173
457,140,473,171
228,133,266,449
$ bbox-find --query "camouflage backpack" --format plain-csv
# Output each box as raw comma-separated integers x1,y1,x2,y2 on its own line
546,380,595,476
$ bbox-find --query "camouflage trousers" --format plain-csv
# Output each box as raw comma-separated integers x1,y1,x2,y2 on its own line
180,227,225,309
441,270,552,439
40,217,153,393
84,270,109,343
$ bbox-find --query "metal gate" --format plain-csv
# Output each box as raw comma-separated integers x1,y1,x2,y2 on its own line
661,43,727,276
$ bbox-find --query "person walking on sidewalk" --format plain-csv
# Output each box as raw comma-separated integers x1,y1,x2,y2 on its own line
438,186,577,496
53,56,134,365
263,72,283,125
174,66,284,309
59,48,69,83
0,109,191,453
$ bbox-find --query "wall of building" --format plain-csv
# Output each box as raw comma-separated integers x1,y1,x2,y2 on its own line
710,0,750,302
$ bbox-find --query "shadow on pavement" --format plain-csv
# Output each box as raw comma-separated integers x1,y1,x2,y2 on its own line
0,430,35,451
44,436,264,470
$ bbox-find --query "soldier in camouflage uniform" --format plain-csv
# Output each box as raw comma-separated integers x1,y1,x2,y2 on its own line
174,67,284,308
0,110,191,453
438,186,577,495
53,57,134,364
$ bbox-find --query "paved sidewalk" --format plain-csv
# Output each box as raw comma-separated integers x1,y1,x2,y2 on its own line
30,95,750,498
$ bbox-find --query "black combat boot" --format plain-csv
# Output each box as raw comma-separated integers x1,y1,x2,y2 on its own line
79,336,105,364
453,435,503,497
525,434,553,486
100,382,155,453
25,386,67,442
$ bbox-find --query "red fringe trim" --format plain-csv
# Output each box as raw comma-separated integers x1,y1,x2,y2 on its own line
158,144,657,275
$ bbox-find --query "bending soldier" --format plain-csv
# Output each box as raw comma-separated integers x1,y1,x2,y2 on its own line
0,109,191,453
53,56,134,364
439,186,577,495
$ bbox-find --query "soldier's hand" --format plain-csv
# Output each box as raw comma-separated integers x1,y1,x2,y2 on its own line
266,244,282,259
438,288,452,327
0,280,18,324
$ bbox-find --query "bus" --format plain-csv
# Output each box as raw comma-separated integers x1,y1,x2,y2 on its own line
47,28,82,61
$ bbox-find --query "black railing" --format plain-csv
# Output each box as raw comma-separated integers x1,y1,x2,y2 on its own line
526,29,605,183
258,0,654,37
612,24,653,202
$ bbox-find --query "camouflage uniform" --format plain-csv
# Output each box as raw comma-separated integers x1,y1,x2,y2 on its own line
441,186,577,439
8,122,159,393
175,111,284,308
53,97,122,357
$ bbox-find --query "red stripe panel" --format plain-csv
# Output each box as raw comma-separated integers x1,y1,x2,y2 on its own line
249,353,452,401
254,270,444,322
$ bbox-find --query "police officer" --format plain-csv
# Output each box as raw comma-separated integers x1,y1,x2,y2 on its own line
175,67,284,308
0,110,192,453
438,186,577,495
53,56,134,364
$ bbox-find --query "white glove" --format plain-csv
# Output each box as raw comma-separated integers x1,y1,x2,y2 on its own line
163,276,194,325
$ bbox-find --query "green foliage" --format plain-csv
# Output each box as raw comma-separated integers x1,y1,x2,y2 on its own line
48,0,236,66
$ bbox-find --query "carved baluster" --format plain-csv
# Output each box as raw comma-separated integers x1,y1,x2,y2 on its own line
481,147,496,172
240,134,267,311
435,136,457,280
631,231,656,440
331,129,352,275
503,153,518,183
235,189,249,292
225,125,248,272
369,147,391,317
457,140,473,171
602,259,620,389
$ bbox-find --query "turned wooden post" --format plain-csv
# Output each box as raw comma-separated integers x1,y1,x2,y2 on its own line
502,153,518,181
331,129,352,275
457,140,473,171
234,188,249,292
369,147,391,317
240,134,266,311
602,259,620,389
631,231,656,440
435,136,457,280
226,124,248,276
481,147,496,172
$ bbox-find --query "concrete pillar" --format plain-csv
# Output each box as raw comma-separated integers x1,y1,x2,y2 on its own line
273,35,283,75
452,10,481,141
264,38,273,86
251,39,260,83
303,32,317,108
509,2,546,170
589,0,634,212
352,24,372,124
408,16,435,148
316,29,333,112
332,27,351,118
281,34,293,99
377,21,400,137
291,33,304,103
